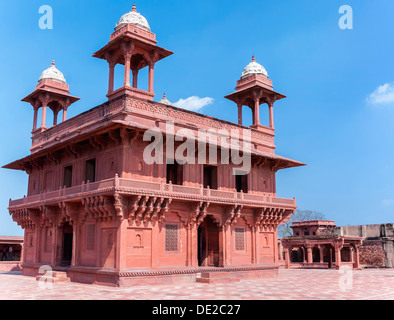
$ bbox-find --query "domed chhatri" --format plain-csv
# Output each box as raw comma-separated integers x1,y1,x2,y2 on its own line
38,60,67,84
241,56,269,78
159,93,174,106
115,4,151,31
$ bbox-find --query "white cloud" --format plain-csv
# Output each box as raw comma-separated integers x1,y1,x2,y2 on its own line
367,83,394,105
173,96,214,112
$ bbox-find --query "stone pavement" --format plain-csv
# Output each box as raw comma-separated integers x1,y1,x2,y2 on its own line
0,268,393,300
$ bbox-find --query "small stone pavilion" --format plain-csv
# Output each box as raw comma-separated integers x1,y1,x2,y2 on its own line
3,5,304,286
281,221,364,269
0,236,23,272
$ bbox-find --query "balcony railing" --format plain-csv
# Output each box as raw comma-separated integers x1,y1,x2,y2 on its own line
9,176,296,209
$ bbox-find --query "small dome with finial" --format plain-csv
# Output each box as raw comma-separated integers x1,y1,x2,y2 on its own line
241,56,268,78
159,93,174,106
115,4,151,31
38,60,67,84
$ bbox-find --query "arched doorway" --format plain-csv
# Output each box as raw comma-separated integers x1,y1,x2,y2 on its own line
198,215,219,267
61,222,73,266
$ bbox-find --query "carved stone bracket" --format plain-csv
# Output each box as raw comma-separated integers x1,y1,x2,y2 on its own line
196,202,210,227
41,205,60,227
255,207,287,231
9,208,40,230
81,196,114,222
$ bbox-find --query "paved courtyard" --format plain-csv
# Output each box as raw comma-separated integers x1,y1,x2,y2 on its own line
0,268,393,300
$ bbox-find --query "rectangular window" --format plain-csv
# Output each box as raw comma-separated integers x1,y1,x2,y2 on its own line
165,224,179,252
235,227,245,251
166,163,183,185
85,159,96,183
235,173,248,193
203,165,218,189
63,166,73,188
86,224,96,251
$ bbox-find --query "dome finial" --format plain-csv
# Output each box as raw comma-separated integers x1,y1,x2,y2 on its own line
241,56,269,78
116,3,151,31
159,93,174,106
39,60,67,83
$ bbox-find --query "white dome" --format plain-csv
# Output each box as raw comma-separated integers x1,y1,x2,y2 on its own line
159,93,174,106
115,4,151,31
38,61,67,83
241,56,268,78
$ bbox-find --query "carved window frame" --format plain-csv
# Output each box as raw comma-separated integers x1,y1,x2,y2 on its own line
234,226,246,252
164,223,179,254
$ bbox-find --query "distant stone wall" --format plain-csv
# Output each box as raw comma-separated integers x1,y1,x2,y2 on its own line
335,223,394,268
335,223,394,238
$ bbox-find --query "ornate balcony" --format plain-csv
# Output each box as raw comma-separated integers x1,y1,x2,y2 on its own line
8,176,296,210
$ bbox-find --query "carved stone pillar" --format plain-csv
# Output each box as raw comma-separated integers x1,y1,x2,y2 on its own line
307,245,313,264
121,42,134,88
53,109,59,126
218,225,226,267
132,69,138,88
32,104,39,131
284,247,290,269
335,245,343,270
251,226,256,264
268,100,274,129
39,95,49,129
237,104,243,126
354,245,360,269
108,62,116,94
254,97,260,126
124,53,131,87
319,245,324,263
148,62,155,93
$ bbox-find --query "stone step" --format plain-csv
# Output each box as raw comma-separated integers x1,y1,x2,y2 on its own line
36,271,70,283
200,272,233,279
36,275,70,283
196,272,240,284
196,277,240,284
51,271,69,278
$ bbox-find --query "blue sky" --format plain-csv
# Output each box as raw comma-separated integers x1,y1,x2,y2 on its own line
0,0,393,236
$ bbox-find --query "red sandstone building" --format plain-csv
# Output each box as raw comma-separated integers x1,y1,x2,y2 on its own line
281,220,364,269
4,5,304,286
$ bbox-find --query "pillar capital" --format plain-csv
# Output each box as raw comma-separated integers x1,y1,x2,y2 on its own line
120,41,135,57
105,52,118,68
39,92,50,106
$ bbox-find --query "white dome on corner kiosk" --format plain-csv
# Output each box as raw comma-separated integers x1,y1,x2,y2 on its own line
115,4,151,32
241,56,269,78
38,61,67,84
